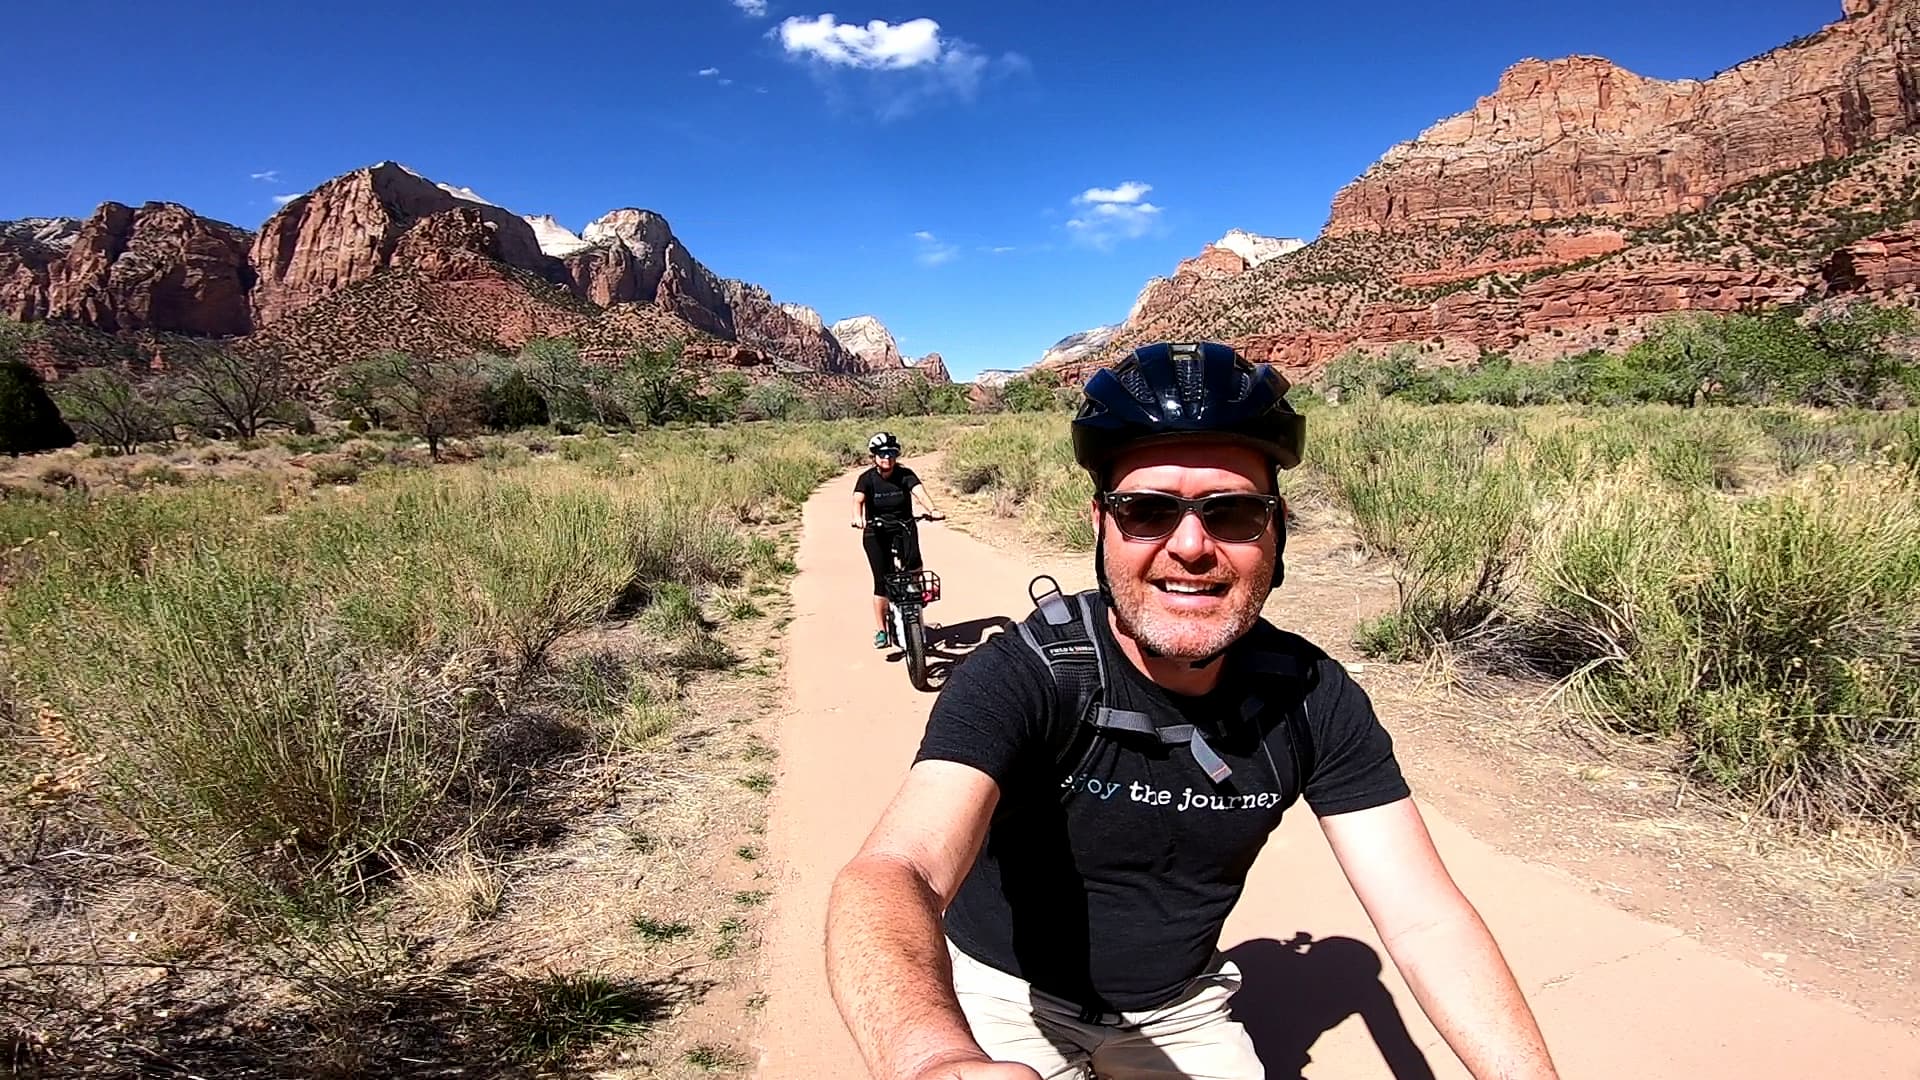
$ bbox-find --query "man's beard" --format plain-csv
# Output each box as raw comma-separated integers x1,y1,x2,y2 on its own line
1106,548,1274,661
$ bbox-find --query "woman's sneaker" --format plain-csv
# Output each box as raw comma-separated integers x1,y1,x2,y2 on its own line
873,630,890,650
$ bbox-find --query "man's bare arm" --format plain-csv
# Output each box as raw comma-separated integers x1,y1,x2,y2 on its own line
1320,797,1559,1080
826,760,1037,1080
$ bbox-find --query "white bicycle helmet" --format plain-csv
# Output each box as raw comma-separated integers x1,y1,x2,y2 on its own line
868,431,902,456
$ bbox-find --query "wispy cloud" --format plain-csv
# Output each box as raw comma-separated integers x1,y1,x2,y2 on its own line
1066,180,1163,250
271,193,300,205
698,66,721,76
775,14,1023,119
913,230,960,267
986,245,1016,254
732,0,768,15
249,169,280,183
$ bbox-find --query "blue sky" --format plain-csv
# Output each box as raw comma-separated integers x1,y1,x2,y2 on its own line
2,0,1842,378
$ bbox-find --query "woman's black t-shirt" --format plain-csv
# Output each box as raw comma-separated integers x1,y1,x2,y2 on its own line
855,465,921,522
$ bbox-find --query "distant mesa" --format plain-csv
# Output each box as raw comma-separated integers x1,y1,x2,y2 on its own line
2,159,941,395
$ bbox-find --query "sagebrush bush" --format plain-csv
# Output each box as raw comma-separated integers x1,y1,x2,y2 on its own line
1519,470,1920,829
0,431,848,922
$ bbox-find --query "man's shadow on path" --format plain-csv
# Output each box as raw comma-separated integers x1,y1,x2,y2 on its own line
889,616,1015,691
1226,933,1438,1080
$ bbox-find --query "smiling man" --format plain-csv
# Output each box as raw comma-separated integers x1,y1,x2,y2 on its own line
826,342,1558,1080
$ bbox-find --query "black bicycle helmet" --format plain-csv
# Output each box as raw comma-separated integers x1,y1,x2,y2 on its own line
1072,341,1303,481
1072,341,1305,620
867,431,901,455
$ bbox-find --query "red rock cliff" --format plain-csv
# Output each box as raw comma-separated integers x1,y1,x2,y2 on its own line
1326,0,1920,235
250,161,561,324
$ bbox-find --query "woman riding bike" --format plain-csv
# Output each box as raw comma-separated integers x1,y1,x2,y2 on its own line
851,431,944,649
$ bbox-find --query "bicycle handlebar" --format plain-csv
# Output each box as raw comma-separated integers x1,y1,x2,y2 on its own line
853,512,945,528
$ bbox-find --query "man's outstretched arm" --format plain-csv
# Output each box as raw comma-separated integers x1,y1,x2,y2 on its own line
826,760,1039,1080
1320,797,1560,1080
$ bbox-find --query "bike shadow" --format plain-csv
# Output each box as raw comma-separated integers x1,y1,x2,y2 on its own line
889,616,1016,691
1225,933,1438,1080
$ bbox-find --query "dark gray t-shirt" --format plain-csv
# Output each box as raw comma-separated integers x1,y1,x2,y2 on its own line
915,613,1409,1011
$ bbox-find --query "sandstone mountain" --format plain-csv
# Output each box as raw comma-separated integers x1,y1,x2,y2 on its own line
1,202,254,337
1046,0,1920,382
252,162,564,326
3,160,942,394
1036,324,1121,369
905,352,949,382
829,315,906,372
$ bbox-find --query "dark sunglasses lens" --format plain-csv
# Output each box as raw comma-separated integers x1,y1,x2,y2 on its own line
1200,495,1274,542
1110,494,1184,539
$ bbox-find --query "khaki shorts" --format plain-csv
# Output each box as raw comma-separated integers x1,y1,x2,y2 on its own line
946,940,1266,1079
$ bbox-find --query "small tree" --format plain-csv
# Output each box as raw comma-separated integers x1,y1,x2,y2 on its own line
1621,314,1726,406
616,346,699,427
515,336,594,427
700,371,750,423
354,351,486,461
741,378,802,421
0,359,76,455
1001,369,1064,412
333,357,396,428
483,369,550,430
886,375,937,416
928,382,971,415
53,368,172,453
1806,302,1919,407
168,346,294,438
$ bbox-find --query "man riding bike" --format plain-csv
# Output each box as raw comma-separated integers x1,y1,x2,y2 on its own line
852,432,945,649
826,344,1558,1079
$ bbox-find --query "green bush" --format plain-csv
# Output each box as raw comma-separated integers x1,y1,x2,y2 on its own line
1520,473,1920,830
484,369,551,431
0,358,76,455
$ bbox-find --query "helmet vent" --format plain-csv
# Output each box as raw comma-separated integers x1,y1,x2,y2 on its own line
1175,355,1206,413
1118,366,1155,405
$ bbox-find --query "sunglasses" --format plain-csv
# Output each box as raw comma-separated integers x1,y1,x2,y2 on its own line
1099,490,1281,544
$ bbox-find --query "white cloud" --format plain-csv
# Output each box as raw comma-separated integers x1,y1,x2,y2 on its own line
249,170,280,182
1067,181,1163,249
779,14,942,68
271,193,300,205
719,78,734,85
698,66,721,76
989,245,1016,253
776,14,1017,117
1078,181,1152,205
913,230,959,267
733,0,768,15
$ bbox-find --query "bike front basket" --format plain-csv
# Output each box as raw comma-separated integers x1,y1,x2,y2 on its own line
886,569,941,605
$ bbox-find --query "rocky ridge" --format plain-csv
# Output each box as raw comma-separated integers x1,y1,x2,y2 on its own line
4,161,942,393
1041,0,1920,382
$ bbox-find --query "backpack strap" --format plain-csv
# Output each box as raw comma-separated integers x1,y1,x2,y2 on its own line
1016,577,1251,788
1018,578,1102,726
1227,646,1317,809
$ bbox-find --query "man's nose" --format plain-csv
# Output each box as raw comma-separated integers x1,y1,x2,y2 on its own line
1164,507,1213,561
